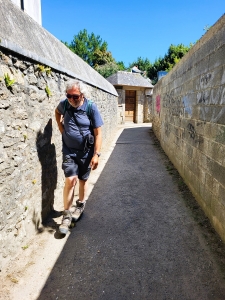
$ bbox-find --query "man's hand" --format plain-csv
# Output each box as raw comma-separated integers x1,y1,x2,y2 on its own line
90,154,99,170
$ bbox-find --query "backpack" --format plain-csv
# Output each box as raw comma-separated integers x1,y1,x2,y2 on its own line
62,99,94,151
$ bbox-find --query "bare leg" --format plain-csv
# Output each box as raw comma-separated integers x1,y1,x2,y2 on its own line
63,176,78,210
79,179,88,202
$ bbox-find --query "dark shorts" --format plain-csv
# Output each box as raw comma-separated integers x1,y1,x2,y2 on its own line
62,149,94,180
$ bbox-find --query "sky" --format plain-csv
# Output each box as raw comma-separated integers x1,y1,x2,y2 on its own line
41,0,224,67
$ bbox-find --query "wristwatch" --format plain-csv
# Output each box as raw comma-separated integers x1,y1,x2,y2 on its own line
94,152,101,157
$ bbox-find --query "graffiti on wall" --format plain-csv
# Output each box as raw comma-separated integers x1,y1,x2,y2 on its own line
197,90,210,104
199,86,225,123
200,73,212,87
197,72,225,122
187,123,196,139
162,91,184,117
187,123,204,144
161,73,225,124
157,70,225,145
182,96,192,117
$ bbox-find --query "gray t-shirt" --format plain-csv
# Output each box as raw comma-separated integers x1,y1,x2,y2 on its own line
57,98,103,151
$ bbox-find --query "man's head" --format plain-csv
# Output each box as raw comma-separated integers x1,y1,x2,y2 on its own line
65,80,88,108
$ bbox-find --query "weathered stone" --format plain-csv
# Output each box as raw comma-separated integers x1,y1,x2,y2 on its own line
29,121,42,132
11,107,28,120
0,162,14,176
0,120,5,134
27,74,38,85
1,133,21,145
26,65,34,74
5,130,21,138
0,97,10,109
17,61,27,70
37,77,46,90
1,53,12,66
12,155,24,167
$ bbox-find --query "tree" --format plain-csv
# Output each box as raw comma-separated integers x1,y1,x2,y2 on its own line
63,29,126,78
63,29,114,66
95,60,126,78
129,57,152,72
116,61,126,71
147,43,191,84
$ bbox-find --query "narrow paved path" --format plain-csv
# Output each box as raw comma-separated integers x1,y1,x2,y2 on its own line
38,125,225,300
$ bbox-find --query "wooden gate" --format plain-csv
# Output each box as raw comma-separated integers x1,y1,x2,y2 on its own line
125,90,136,122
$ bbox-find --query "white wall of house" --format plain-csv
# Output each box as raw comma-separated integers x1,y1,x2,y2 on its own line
10,0,42,25
10,0,20,6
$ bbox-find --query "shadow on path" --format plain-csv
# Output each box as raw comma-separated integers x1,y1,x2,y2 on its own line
38,126,225,300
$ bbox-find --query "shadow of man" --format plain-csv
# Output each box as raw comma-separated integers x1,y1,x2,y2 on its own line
36,119,58,227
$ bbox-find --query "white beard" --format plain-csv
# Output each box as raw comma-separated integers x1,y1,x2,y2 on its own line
68,98,84,108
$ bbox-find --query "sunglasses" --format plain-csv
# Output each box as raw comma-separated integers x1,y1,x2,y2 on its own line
66,93,81,100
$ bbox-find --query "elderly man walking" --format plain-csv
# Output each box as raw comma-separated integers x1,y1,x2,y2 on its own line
55,80,103,234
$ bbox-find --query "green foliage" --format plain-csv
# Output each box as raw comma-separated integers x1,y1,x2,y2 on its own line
127,44,191,84
4,73,15,87
45,85,52,97
63,29,121,76
37,64,51,75
63,29,113,67
23,133,28,141
129,57,152,72
93,48,115,67
147,44,191,84
116,61,126,71
203,24,211,32
22,245,29,250
63,30,191,82
95,61,123,78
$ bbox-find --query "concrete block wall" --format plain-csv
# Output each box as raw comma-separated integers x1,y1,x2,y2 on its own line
0,0,118,270
152,14,225,242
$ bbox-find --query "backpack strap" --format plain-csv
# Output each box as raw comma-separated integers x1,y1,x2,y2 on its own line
86,99,93,119
63,98,93,118
63,98,68,116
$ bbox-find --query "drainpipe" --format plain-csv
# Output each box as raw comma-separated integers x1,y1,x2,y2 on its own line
20,0,24,11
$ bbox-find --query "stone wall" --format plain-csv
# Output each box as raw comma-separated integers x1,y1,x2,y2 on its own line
0,47,117,270
152,14,225,241
0,0,118,271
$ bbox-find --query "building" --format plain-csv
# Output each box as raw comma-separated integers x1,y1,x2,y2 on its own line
10,0,42,25
106,71,154,124
157,71,168,80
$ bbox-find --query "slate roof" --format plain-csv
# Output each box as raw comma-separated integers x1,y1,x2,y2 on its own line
106,71,154,88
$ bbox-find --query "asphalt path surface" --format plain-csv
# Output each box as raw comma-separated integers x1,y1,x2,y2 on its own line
38,126,225,300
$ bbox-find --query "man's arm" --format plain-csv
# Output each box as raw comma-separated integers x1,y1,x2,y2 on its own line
90,127,102,170
55,108,64,134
